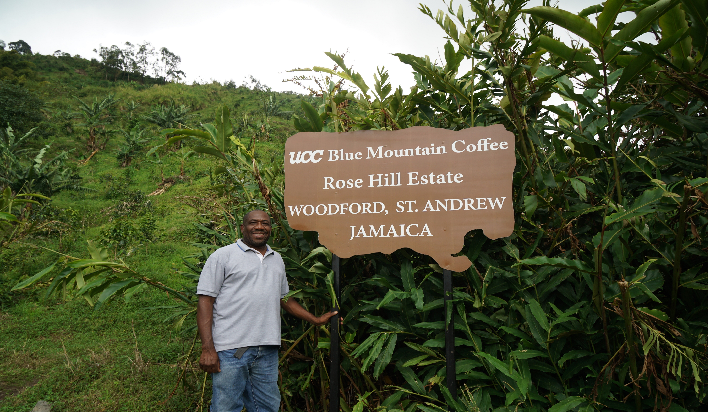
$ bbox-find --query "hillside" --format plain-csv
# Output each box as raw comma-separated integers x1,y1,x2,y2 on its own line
0,47,307,411
3,1,708,410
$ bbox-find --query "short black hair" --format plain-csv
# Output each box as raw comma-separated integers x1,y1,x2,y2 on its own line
242,209,269,226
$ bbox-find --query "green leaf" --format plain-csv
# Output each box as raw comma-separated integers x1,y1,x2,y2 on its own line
548,396,585,412
593,228,625,251
444,41,463,74
633,259,657,280
397,365,426,395
401,260,414,292
614,55,653,92
373,333,397,378
86,240,108,261
360,314,405,331
192,145,226,160
325,52,370,96
308,262,331,274
525,306,547,346
500,326,530,340
413,321,445,330
162,128,211,141
524,195,538,217
477,352,515,379
403,354,430,367
658,5,692,70
605,0,681,62
213,106,232,152
377,290,408,309
683,281,708,290
404,342,440,357
95,279,140,309
579,4,603,18
12,261,57,290
558,350,592,367
456,359,483,373
45,267,74,298
351,332,382,358
680,0,707,58
552,135,568,162
597,0,627,37
605,188,664,224
301,100,323,132
411,288,424,311
517,256,592,272
302,246,332,265
528,299,550,331
524,7,602,47
0,212,18,222
634,282,662,303
615,104,647,128
569,178,587,201
511,350,547,360
361,333,388,370
638,307,669,321
67,260,126,269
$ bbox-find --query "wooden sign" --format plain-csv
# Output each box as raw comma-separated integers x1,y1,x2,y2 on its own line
284,125,515,272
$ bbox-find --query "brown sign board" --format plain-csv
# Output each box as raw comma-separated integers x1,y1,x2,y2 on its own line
283,125,515,272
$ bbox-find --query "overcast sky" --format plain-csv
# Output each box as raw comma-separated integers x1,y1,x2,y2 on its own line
2,0,616,93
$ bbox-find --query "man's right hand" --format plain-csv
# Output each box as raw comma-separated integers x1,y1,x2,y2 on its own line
197,295,220,373
199,348,221,373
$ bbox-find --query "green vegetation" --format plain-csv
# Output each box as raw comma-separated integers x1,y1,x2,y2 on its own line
0,38,303,412
3,0,708,411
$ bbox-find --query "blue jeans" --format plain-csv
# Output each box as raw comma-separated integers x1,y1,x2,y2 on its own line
211,346,280,412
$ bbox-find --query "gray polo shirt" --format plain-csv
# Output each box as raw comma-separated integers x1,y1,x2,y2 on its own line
197,239,289,352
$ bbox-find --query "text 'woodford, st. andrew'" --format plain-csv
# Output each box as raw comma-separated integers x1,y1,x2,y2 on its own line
284,125,516,272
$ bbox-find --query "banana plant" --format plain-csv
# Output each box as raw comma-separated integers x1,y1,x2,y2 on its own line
11,240,192,309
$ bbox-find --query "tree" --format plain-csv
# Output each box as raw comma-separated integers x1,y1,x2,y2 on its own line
0,81,44,136
121,42,137,81
75,93,120,153
142,101,190,129
115,125,149,167
0,49,37,84
0,125,73,196
93,45,124,80
157,47,184,82
0,40,5,51
134,42,155,82
8,40,32,56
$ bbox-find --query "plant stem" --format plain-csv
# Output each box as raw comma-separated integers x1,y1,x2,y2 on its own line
619,280,641,412
322,327,381,397
671,185,691,321
280,324,315,364
595,208,611,354
600,47,622,204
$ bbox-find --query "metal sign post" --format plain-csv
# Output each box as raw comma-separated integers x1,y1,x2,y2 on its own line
329,255,341,412
444,269,457,402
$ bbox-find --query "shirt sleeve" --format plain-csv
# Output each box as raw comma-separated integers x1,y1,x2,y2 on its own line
280,258,290,299
196,250,224,297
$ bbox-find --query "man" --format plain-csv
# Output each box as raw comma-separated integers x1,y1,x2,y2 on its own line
197,209,337,412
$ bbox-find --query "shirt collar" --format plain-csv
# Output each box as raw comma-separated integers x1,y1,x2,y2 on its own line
236,238,273,256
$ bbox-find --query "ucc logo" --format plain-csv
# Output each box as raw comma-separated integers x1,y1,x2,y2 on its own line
289,150,324,164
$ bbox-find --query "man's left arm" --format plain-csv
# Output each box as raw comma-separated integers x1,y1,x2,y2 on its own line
281,297,338,326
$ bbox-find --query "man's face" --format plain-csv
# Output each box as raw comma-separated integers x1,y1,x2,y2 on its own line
241,211,272,249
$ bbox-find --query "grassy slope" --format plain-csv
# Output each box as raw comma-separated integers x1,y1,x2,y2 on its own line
0,54,296,411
